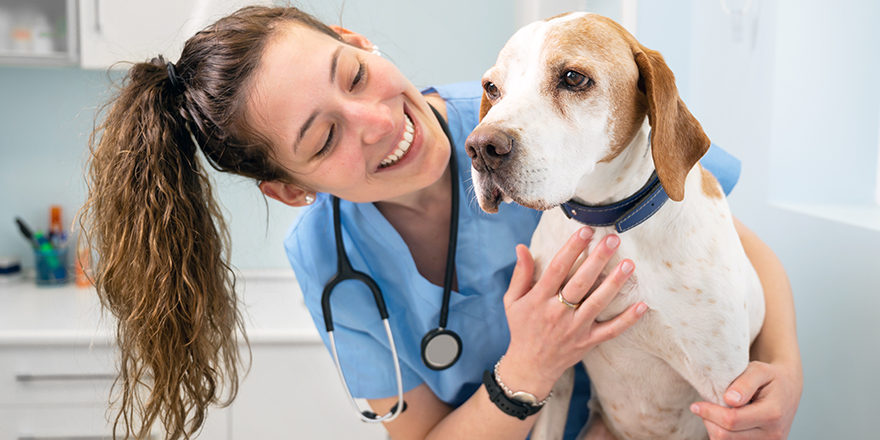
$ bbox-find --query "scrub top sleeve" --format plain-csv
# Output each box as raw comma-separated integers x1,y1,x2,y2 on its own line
699,143,741,196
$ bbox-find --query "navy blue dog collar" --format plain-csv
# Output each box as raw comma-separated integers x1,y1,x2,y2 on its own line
560,171,669,233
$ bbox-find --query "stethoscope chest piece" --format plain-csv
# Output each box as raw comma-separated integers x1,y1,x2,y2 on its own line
421,328,462,370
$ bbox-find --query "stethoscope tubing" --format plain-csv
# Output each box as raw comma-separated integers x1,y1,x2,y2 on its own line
329,320,405,423
321,105,460,422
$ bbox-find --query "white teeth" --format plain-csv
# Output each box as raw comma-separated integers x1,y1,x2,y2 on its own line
381,113,414,168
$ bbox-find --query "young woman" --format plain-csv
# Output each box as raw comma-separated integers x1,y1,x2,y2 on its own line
82,6,801,440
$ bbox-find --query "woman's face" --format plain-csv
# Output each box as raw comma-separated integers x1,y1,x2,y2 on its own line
249,24,451,204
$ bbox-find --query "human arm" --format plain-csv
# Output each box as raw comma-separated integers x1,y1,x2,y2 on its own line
368,228,648,440
690,217,803,439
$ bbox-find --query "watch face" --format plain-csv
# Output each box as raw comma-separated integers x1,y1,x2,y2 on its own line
511,391,538,405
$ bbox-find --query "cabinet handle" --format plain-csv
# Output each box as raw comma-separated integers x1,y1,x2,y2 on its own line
15,373,116,382
94,0,103,34
20,437,107,440
18,435,157,440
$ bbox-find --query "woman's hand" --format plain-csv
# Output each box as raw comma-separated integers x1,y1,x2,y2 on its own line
690,359,802,439
498,227,647,399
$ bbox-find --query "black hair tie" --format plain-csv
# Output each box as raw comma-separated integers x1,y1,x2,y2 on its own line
166,62,185,94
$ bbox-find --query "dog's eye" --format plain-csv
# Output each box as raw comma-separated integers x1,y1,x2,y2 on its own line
484,82,500,99
563,71,590,88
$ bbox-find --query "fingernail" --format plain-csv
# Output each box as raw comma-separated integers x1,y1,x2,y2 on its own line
621,260,634,274
606,235,620,249
579,227,591,240
636,303,647,314
725,390,742,404
690,403,700,415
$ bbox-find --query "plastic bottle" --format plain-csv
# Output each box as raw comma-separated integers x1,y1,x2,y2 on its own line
49,205,64,248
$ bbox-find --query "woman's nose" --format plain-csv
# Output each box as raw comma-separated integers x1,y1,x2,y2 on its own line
348,101,395,145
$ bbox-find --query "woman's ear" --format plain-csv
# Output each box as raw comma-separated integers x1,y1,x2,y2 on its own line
259,181,314,207
328,25,373,50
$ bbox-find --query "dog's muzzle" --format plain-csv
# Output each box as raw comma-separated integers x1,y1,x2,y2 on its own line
465,126,515,173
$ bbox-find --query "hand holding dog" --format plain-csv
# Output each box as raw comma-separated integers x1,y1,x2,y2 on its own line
498,227,647,400
690,360,801,440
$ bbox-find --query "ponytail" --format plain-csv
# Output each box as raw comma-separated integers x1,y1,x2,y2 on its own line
83,57,244,439
81,6,346,438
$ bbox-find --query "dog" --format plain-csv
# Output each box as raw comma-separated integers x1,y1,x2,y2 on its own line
465,12,765,440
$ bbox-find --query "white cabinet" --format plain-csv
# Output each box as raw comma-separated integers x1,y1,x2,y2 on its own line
233,343,388,440
77,0,271,69
0,0,78,66
0,274,387,440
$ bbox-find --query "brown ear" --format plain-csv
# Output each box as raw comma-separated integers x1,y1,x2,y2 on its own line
479,90,493,122
633,46,710,202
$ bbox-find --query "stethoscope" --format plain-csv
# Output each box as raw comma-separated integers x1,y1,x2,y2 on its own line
321,106,461,423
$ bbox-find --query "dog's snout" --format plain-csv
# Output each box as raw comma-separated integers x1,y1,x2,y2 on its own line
465,126,515,172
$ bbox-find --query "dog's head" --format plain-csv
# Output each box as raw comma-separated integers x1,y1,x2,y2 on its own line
465,12,709,213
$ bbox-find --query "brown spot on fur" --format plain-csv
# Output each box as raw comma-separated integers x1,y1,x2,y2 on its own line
680,321,688,327
542,15,648,164
665,261,672,268
695,288,702,294
479,91,492,121
708,299,717,304
701,165,723,199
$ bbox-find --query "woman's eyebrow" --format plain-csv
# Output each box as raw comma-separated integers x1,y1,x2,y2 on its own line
295,110,319,154
329,45,343,84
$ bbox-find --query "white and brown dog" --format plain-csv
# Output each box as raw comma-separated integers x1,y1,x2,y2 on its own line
465,12,765,440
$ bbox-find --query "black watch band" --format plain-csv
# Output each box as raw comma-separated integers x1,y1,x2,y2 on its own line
482,370,542,420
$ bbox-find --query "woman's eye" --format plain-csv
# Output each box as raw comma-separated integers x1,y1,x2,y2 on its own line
350,62,365,91
484,82,499,99
563,71,590,89
316,125,335,158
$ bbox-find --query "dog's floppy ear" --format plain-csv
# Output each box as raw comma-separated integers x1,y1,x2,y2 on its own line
479,90,493,122
633,45,710,202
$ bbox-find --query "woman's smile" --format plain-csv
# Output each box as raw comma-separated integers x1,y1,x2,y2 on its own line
378,106,420,171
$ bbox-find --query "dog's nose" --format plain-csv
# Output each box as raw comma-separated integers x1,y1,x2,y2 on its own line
465,126,514,172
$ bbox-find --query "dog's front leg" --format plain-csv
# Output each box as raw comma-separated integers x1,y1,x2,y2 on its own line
531,367,575,440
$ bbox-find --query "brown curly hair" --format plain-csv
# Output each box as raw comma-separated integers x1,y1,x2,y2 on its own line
80,6,342,439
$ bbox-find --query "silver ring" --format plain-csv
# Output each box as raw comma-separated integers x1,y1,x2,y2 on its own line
557,288,583,309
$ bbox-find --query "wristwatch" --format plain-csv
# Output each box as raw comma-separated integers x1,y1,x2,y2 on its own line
482,356,551,420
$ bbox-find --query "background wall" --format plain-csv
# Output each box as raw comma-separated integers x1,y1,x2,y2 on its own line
0,0,516,270
2,0,878,437
637,0,880,438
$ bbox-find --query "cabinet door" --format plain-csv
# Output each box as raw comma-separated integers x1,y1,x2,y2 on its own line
232,343,388,440
78,0,270,69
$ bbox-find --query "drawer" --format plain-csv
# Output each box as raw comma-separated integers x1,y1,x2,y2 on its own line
0,405,230,440
0,346,116,406
0,405,143,440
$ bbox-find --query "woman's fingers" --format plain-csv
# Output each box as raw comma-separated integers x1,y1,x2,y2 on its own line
575,258,635,321
534,227,593,294
504,245,534,309
583,301,648,345
561,234,621,305
722,361,776,407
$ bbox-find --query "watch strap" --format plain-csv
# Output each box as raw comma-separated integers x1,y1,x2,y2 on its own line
483,370,542,420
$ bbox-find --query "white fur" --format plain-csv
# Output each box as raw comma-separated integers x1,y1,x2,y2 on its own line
471,13,765,440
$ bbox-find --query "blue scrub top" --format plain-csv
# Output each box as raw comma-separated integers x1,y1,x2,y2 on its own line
285,81,740,431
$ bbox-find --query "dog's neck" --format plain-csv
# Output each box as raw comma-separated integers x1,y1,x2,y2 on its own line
571,118,656,206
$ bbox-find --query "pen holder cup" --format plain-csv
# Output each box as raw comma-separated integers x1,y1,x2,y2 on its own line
34,247,69,286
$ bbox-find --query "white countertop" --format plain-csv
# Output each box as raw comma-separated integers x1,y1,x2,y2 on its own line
0,269,322,346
